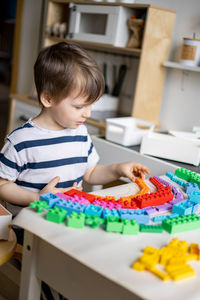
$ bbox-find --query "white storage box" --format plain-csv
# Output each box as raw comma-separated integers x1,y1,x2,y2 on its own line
0,205,12,240
140,132,200,166
68,4,132,47
92,95,119,112
106,117,155,146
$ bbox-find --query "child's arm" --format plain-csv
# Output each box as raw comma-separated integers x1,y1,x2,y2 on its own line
83,162,150,185
0,177,82,206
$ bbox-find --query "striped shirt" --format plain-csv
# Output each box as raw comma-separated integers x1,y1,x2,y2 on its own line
0,119,99,215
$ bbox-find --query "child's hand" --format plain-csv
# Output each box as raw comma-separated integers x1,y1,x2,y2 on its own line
117,162,150,182
39,176,82,195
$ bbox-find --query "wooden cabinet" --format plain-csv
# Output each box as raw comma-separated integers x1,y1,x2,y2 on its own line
8,1,176,133
43,0,176,125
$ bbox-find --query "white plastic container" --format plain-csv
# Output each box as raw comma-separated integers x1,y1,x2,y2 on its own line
106,117,155,146
180,38,200,66
0,205,12,240
92,95,119,111
140,132,200,166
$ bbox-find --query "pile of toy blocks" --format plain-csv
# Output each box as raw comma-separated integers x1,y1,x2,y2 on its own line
29,170,200,235
132,238,200,281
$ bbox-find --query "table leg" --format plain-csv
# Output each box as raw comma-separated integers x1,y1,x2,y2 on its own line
19,231,41,300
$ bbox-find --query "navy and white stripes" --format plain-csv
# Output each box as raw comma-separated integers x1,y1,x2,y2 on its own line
0,120,99,196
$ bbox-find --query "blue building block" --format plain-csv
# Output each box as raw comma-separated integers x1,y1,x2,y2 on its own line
117,209,149,224
189,191,200,203
102,208,119,219
152,215,168,222
185,183,199,195
152,213,179,223
84,204,103,217
166,172,186,187
172,200,193,216
56,199,86,215
40,193,60,208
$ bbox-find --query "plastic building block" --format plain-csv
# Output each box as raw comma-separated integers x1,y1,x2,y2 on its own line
166,172,186,187
172,200,193,216
56,199,86,215
84,204,103,217
102,208,119,219
118,208,149,224
85,215,105,228
144,206,157,215
162,214,200,234
155,203,172,212
175,168,200,189
40,193,60,208
152,213,179,222
46,207,67,223
148,267,170,281
29,200,50,213
106,217,123,233
175,168,191,181
122,219,139,235
132,178,150,197
185,183,199,195
132,238,198,282
165,264,195,281
67,212,85,228
64,189,97,202
189,191,200,203
139,225,163,233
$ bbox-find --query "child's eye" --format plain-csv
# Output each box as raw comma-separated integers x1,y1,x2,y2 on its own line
75,106,83,109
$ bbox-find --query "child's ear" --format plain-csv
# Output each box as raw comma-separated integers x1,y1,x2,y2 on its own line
40,93,53,108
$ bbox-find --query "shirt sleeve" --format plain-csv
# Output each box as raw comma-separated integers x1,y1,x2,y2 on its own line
87,133,99,170
0,139,22,181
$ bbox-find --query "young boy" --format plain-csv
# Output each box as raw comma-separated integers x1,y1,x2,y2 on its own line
0,42,150,217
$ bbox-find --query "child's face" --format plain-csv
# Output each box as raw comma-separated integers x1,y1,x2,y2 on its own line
49,94,92,130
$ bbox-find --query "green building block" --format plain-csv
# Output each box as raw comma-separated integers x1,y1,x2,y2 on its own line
106,217,123,233
67,212,85,228
122,219,139,235
139,224,163,233
175,168,200,189
46,206,67,223
175,168,191,181
162,214,200,234
85,215,105,228
29,200,50,213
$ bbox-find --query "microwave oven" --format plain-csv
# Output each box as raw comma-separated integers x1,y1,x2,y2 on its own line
68,4,132,47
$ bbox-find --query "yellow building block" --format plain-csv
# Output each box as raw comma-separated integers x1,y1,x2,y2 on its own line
167,265,196,281
132,261,145,271
148,267,170,281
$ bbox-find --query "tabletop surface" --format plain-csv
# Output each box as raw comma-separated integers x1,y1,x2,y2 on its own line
12,180,200,300
0,229,17,266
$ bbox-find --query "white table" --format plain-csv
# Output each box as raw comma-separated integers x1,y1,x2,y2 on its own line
13,182,200,300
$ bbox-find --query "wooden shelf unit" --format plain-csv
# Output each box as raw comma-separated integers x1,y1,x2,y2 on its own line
44,0,176,125
8,1,176,134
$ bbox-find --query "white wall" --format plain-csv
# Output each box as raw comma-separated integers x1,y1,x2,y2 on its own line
136,0,200,131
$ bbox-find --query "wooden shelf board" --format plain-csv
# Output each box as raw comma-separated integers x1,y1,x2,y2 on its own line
163,61,200,72
50,0,175,12
51,0,150,9
45,35,142,56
